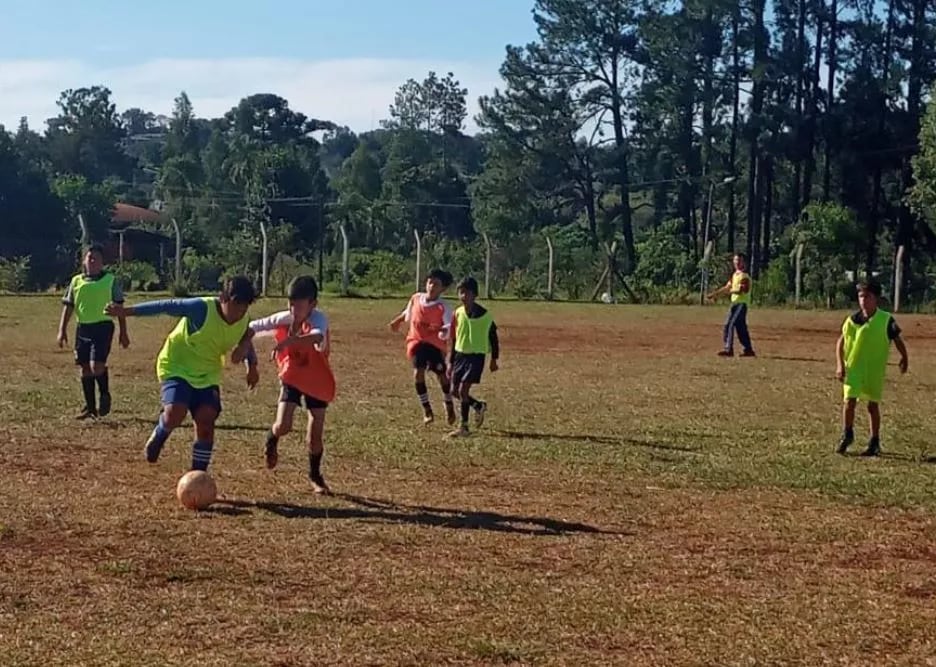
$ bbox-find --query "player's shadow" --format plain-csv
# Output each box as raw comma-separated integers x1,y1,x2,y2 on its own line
492,430,700,454
766,355,824,364
124,417,269,432
219,494,628,537
848,451,936,465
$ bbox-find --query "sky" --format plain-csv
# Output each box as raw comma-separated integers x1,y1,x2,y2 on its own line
0,0,539,134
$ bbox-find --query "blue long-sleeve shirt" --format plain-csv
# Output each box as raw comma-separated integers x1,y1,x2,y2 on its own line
132,298,257,364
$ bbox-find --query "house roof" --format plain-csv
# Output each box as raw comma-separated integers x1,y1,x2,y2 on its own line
111,203,163,227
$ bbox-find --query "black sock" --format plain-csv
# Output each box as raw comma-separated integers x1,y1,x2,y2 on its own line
441,379,452,401
96,370,110,396
460,400,471,426
468,396,482,409
265,431,279,448
309,451,323,478
81,376,96,411
844,427,854,438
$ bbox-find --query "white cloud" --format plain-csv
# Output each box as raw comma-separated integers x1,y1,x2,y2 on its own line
0,57,504,134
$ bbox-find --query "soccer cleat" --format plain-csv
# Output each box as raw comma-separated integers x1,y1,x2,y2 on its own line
861,438,881,457
741,350,757,358
76,407,97,420
265,440,279,470
445,401,457,426
836,431,854,455
423,410,435,426
144,432,165,464
474,401,487,428
98,392,112,417
447,426,471,439
717,350,734,357
309,473,331,495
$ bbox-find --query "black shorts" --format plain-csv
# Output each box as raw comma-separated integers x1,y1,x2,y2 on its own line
451,353,485,386
74,321,115,365
410,342,447,373
279,382,329,410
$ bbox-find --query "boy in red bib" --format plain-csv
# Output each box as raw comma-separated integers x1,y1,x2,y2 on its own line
389,269,455,426
249,276,335,494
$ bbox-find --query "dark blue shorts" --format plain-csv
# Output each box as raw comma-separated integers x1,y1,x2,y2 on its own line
160,377,222,416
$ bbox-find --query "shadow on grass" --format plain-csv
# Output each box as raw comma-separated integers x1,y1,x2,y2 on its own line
492,430,701,454
218,494,628,537
838,451,936,465
766,355,825,364
123,416,270,432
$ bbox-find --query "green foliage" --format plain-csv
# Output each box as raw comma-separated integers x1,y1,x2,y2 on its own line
909,85,936,226
633,221,697,297
0,256,31,292
111,260,159,291
792,202,864,307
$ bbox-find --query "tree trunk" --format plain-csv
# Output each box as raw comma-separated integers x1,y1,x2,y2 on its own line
802,10,823,210
610,80,636,271
762,155,774,270
822,0,838,200
746,0,767,277
792,0,807,212
727,4,741,252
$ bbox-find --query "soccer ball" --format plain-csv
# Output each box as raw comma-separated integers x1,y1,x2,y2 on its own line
600,291,616,304
176,470,217,511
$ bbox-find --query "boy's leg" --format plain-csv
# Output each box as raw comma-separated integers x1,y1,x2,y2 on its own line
862,402,882,457
449,380,473,438
265,385,299,469
434,367,457,425
735,305,755,356
720,306,737,356
306,405,329,494
145,402,188,463
74,328,97,418
414,366,433,424
189,386,221,472
91,323,115,416
837,398,857,454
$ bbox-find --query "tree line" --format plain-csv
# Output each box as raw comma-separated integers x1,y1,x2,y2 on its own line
2,0,936,305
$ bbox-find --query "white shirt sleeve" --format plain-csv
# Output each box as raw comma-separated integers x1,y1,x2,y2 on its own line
402,294,417,322
249,310,293,337
307,310,330,354
438,301,454,341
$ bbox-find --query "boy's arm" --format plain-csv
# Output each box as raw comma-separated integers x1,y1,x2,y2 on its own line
707,281,731,299
733,276,751,295
389,299,411,331
232,329,259,389
106,298,205,319
448,313,457,366
894,336,909,373
58,279,75,346
835,334,846,381
489,321,500,371
249,311,293,337
112,278,130,347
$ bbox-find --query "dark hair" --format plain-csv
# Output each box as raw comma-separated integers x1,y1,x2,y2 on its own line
427,269,453,288
288,275,319,301
734,252,747,261
220,275,257,305
457,276,479,296
85,243,105,257
856,280,882,297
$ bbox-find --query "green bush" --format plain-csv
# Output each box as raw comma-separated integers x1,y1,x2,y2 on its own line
0,256,31,293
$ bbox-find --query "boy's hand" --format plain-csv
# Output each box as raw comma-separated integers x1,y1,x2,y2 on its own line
835,365,846,382
119,331,131,349
490,359,499,372
57,329,68,348
899,357,909,374
105,302,127,318
246,364,259,389
389,320,402,333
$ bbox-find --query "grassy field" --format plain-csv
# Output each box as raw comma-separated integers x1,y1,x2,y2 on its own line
2,295,936,666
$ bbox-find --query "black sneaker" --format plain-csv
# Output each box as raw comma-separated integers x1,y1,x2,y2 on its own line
98,392,112,417
143,432,164,463
76,407,97,420
836,431,854,455
474,401,487,428
861,438,881,457
264,439,279,470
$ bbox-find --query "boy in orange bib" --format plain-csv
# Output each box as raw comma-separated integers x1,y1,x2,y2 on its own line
389,269,455,426
249,276,335,494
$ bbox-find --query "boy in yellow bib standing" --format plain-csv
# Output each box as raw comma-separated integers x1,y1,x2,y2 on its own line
708,253,756,357
835,280,908,456
448,277,499,438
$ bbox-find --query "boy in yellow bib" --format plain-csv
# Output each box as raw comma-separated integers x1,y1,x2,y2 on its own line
708,253,756,357
835,281,908,456
447,277,500,438
105,276,259,472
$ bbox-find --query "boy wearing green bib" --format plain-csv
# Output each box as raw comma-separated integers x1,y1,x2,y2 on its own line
447,277,500,438
835,281,908,456
57,244,130,419
105,276,259,472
